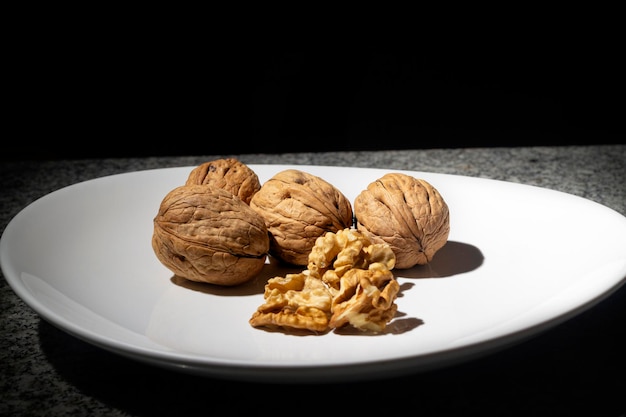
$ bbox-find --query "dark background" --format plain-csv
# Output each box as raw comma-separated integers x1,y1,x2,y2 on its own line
6,38,624,161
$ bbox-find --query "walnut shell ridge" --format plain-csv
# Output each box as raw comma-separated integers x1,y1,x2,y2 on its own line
354,173,450,269
152,184,270,286
250,169,354,266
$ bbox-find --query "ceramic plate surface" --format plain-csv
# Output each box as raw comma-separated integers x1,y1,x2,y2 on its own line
2,164,626,382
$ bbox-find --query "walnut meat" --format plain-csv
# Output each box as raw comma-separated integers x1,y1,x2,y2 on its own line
311,229,399,333
250,169,354,266
152,184,270,286
307,227,396,292
328,266,399,332
354,173,450,269
248,271,333,332
249,228,399,333
185,158,261,204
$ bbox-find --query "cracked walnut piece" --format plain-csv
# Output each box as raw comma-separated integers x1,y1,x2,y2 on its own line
249,228,399,333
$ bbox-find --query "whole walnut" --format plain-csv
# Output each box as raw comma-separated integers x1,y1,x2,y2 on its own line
250,169,354,266
152,184,270,286
185,158,261,204
354,173,450,269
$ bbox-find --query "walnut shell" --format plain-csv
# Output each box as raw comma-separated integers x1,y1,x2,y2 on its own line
354,173,450,269
185,158,261,204
152,184,270,286
250,169,354,266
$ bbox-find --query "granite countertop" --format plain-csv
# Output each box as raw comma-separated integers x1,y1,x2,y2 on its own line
1,145,625,417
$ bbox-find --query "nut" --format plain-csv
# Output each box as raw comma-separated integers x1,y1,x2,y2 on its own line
328,266,399,333
311,228,399,333
250,169,354,266
152,184,270,286
249,228,399,333
307,227,396,292
185,158,261,204
248,271,333,333
354,173,450,268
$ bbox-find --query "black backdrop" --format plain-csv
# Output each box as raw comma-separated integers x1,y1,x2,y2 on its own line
6,45,623,160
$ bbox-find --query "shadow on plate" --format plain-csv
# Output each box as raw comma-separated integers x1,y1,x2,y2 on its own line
169,256,303,296
399,241,483,279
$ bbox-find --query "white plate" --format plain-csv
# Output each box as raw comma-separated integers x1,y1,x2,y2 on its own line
2,164,626,382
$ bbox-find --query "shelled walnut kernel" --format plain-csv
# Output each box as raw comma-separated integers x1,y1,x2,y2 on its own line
249,228,399,333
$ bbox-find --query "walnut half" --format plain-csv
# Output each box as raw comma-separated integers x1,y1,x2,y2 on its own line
354,173,450,269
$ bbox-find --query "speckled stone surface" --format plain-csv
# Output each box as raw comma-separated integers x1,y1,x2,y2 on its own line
1,146,625,417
